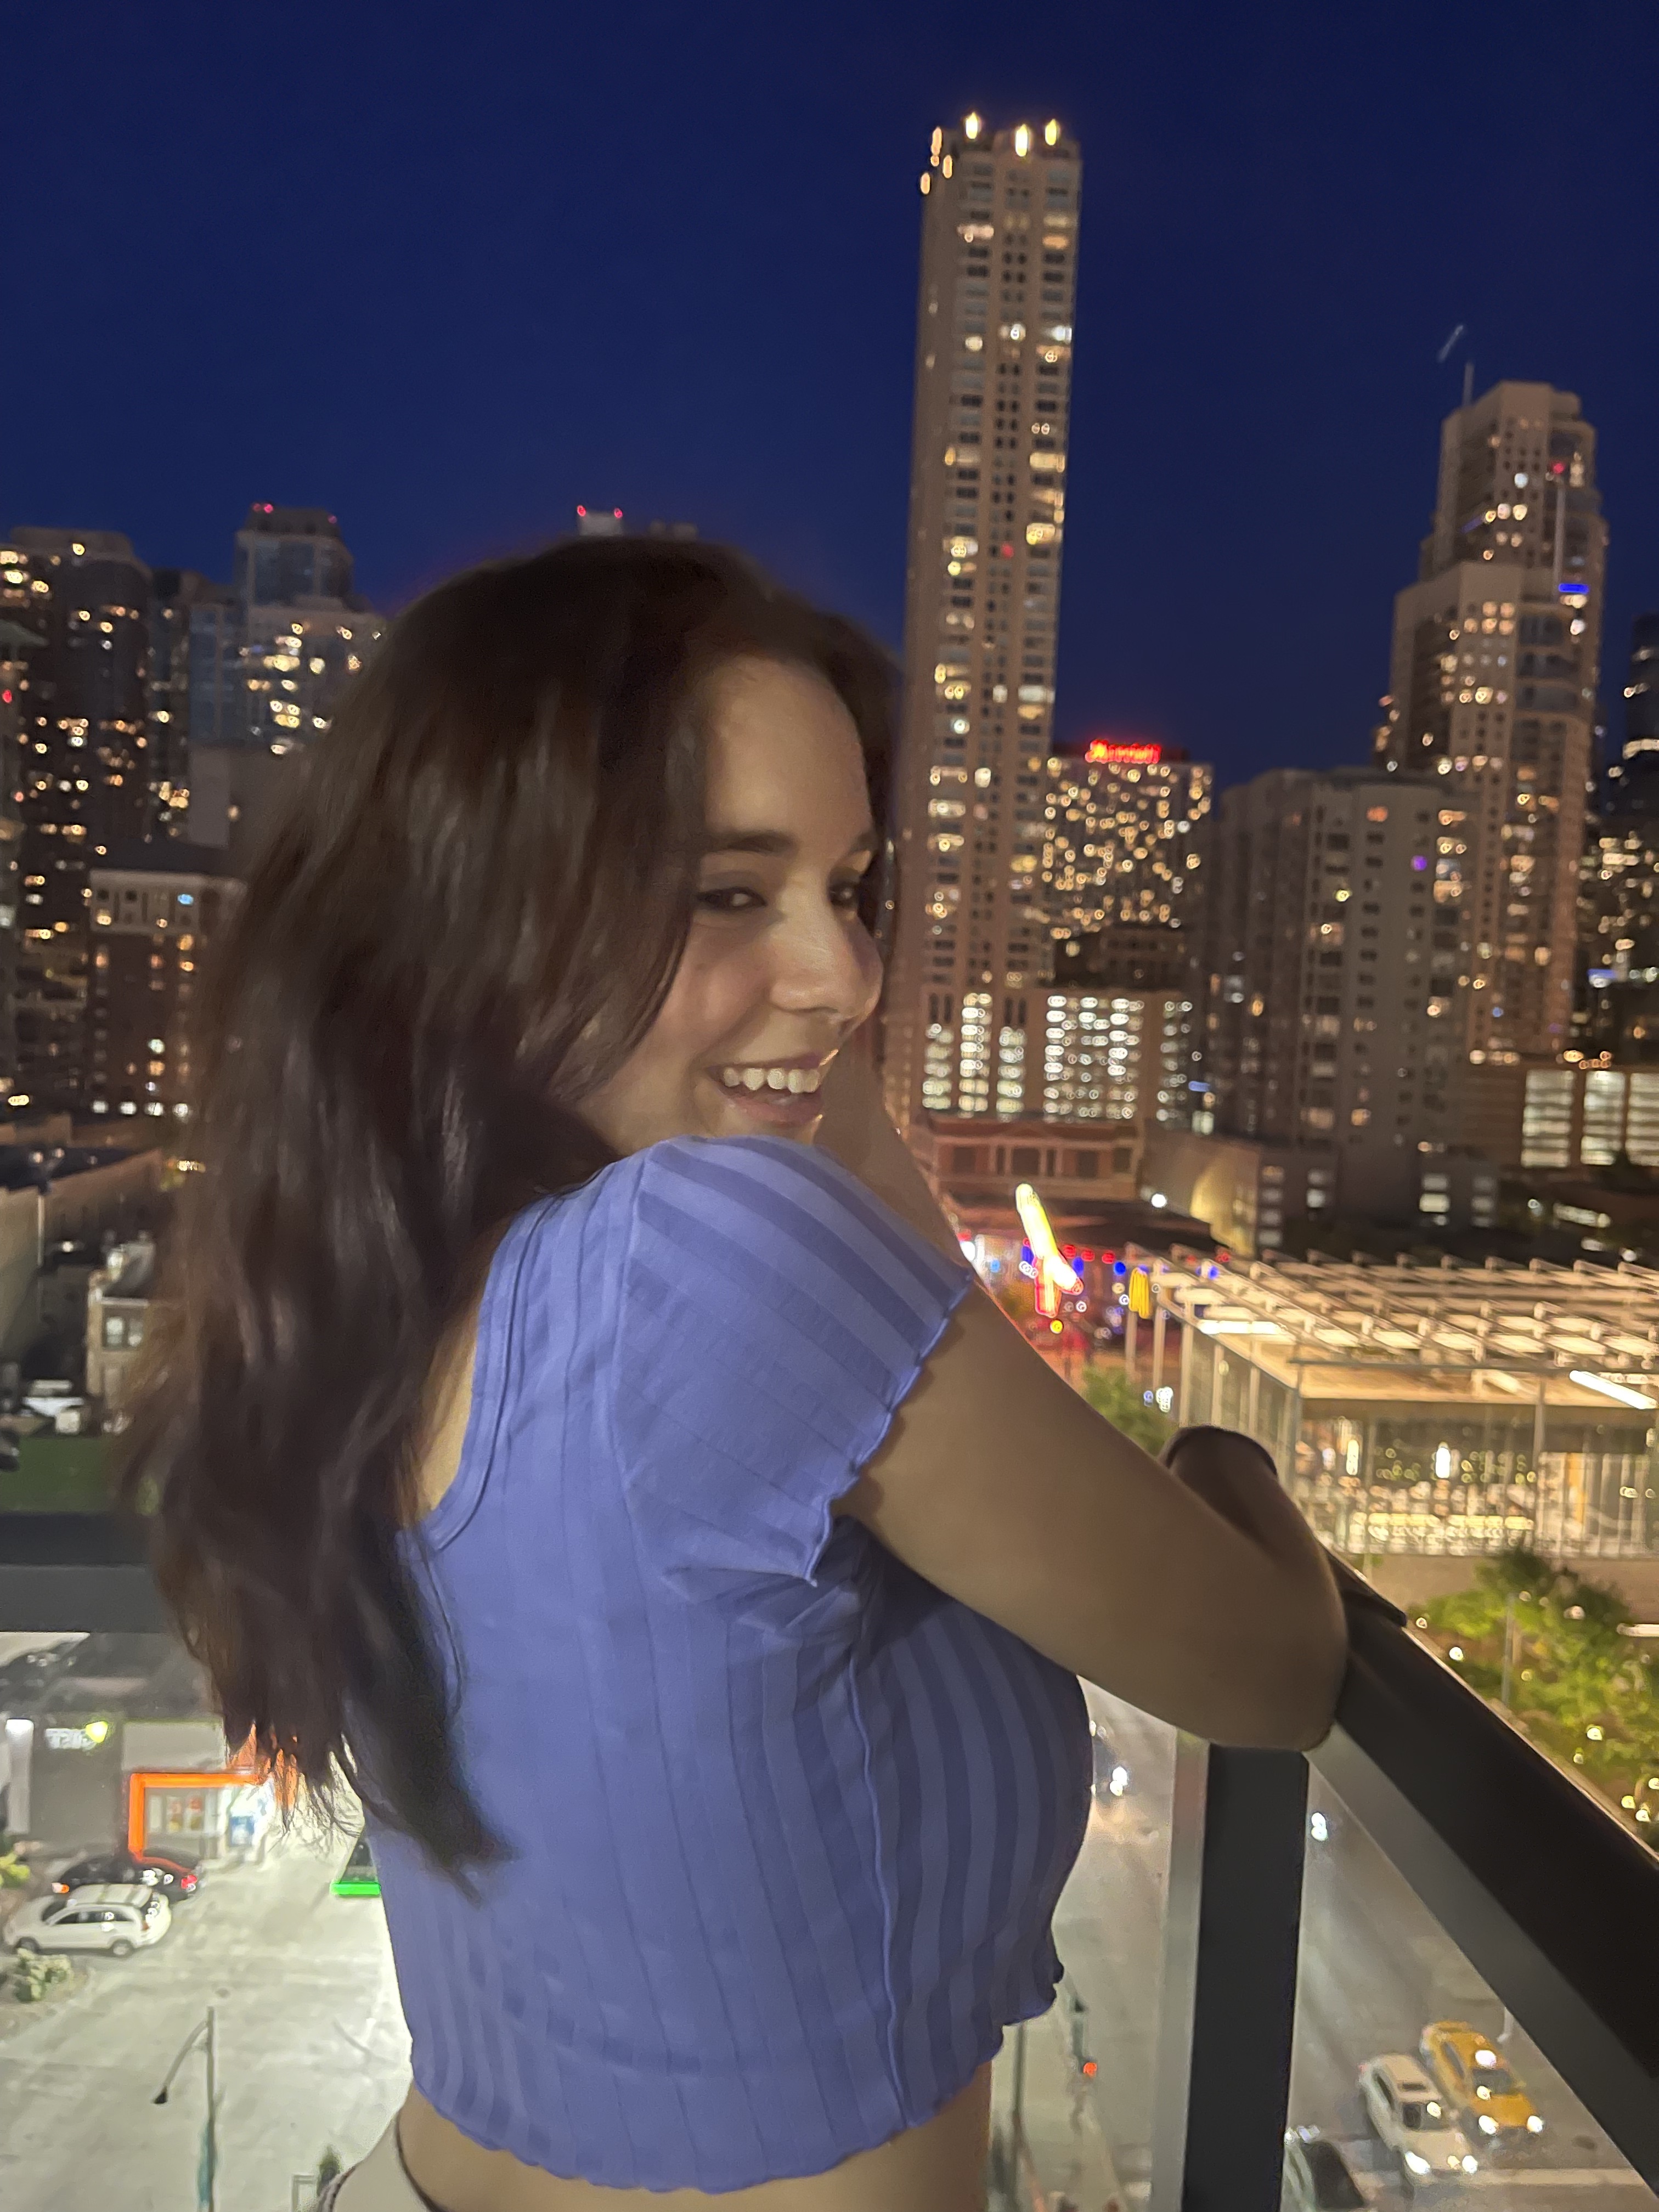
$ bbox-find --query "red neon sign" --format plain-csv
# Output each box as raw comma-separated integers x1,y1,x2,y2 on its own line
1083,740,1165,765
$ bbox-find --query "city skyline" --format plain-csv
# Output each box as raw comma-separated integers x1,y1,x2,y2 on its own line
5,5,1653,793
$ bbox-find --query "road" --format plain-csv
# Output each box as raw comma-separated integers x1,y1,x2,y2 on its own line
1,1699,1649,2212
0,1825,409,2212
991,1686,1656,2211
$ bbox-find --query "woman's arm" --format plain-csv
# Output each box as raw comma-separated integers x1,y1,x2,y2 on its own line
817,1052,1346,1751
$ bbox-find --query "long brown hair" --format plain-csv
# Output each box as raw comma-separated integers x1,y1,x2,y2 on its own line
120,537,895,1872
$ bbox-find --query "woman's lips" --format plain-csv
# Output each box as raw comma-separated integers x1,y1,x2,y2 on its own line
704,1063,828,1130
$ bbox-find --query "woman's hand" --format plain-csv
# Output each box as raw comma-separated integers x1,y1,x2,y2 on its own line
816,1034,966,1264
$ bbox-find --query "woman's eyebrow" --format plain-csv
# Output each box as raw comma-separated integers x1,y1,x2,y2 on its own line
701,827,881,861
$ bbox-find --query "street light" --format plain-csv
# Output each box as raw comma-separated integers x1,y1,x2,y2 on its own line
153,2005,218,2212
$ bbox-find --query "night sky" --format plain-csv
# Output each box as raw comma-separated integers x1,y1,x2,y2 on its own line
8,1,1655,788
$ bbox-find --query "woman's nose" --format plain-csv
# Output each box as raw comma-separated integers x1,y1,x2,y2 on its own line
771,901,879,1019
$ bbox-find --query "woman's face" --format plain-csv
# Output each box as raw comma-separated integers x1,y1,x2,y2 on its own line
582,655,884,1155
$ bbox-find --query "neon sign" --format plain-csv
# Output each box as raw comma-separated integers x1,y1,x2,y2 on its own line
1014,1182,1081,1318
1082,740,1165,765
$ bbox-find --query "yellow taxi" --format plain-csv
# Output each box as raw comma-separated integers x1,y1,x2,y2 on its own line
1418,2022,1545,2148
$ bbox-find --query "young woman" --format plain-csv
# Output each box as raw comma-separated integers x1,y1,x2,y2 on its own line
123,539,1345,2212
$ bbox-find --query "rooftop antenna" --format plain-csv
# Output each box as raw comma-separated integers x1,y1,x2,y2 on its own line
1436,323,1474,409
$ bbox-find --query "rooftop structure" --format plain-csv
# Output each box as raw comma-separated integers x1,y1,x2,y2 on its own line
1147,1250,1659,1559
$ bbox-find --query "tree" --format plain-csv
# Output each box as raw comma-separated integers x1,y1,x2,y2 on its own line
1079,1365,1173,1454
1420,1549,1659,1844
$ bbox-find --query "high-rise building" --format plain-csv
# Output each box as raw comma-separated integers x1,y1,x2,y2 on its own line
1041,739,1211,941
1575,797,1659,1062
87,843,238,1124
883,112,1081,1130
232,506,382,752
0,613,31,1101
1373,382,1605,1067
1625,612,1659,759
1,529,154,1115
1032,983,1192,1125
189,506,383,754
1203,767,1455,1181
147,569,231,838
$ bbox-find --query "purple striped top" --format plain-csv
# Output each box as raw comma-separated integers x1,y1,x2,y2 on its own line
371,1136,1091,2192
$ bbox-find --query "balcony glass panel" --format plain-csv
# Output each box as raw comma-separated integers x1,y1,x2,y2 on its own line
1289,1763,1657,2210
989,1685,1176,2209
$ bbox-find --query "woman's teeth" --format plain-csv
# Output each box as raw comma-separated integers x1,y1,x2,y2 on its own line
716,1065,824,1096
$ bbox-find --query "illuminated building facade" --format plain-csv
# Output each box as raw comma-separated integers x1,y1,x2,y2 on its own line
234,506,381,753
1373,382,1605,1066
1623,611,1659,763
87,843,238,1123
147,569,230,839
1041,740,1211,938
1575,804,1659,1063
189,506,383,753
883,112,1081,1128
0,614,29,1099
1,529,154,1115
1204,766,1456,1178
1033,984,1191,1125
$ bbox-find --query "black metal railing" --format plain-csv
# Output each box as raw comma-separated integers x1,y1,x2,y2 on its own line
4,1516,1657,2208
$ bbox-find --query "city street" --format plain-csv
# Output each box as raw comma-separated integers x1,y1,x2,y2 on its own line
998,1686,1657,2211
0,1825,409,2212
2,1695,1651,2211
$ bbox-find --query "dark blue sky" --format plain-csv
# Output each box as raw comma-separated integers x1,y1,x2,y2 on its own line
7,1,1654,787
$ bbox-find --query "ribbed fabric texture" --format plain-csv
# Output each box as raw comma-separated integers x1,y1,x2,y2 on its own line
372,1136,1092,2192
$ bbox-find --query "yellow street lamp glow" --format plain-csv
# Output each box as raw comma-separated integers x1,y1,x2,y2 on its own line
963,112,982,140
1013,122,1031,157
1044,119,1060,145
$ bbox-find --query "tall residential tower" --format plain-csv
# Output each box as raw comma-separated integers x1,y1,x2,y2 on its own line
883,115,1080,1131
1373,382,1605,1066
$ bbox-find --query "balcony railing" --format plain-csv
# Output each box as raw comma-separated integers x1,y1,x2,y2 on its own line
1,1514,1656,2211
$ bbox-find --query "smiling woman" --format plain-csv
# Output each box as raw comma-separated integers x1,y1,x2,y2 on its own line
579,657,884,1154
117,534,1342,2212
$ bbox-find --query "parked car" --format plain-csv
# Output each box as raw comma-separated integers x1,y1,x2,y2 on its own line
331,1835,380,1898
1358,2056,1479,2187
8,1883,172,1959
52,1849,200,1903
1282,2126,1368,2210
1088,1718,1130,1800
1418,2021,1544,2148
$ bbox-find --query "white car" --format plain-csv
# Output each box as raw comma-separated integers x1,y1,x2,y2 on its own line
1359,2056,1479,2188
7,1882,172,1959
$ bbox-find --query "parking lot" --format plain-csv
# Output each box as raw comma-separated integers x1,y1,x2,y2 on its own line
0,1824,409,2212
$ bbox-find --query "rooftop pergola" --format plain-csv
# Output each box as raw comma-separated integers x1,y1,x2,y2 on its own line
1146,1252,1659,1414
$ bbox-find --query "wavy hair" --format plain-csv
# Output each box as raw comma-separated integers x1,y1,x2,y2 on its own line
119,537,894,1872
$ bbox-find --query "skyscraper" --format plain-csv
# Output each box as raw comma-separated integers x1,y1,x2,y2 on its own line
87,842,238,1124
1,529,154,1114
883,114,1081,1131
1613,610,1659,805
188,506,383,754
233,505,382,751
1373,382,1605,1066
1041,738,1211,941
1203,766,1455,1193
148,568,230,838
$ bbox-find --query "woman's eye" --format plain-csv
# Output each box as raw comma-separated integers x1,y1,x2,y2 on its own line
830,881,865,911
697,886,765,914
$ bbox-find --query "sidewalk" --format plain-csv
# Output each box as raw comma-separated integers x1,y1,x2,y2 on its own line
989,1987,1129,2212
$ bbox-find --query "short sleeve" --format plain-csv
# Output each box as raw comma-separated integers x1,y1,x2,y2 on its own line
611,1135,973,1590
